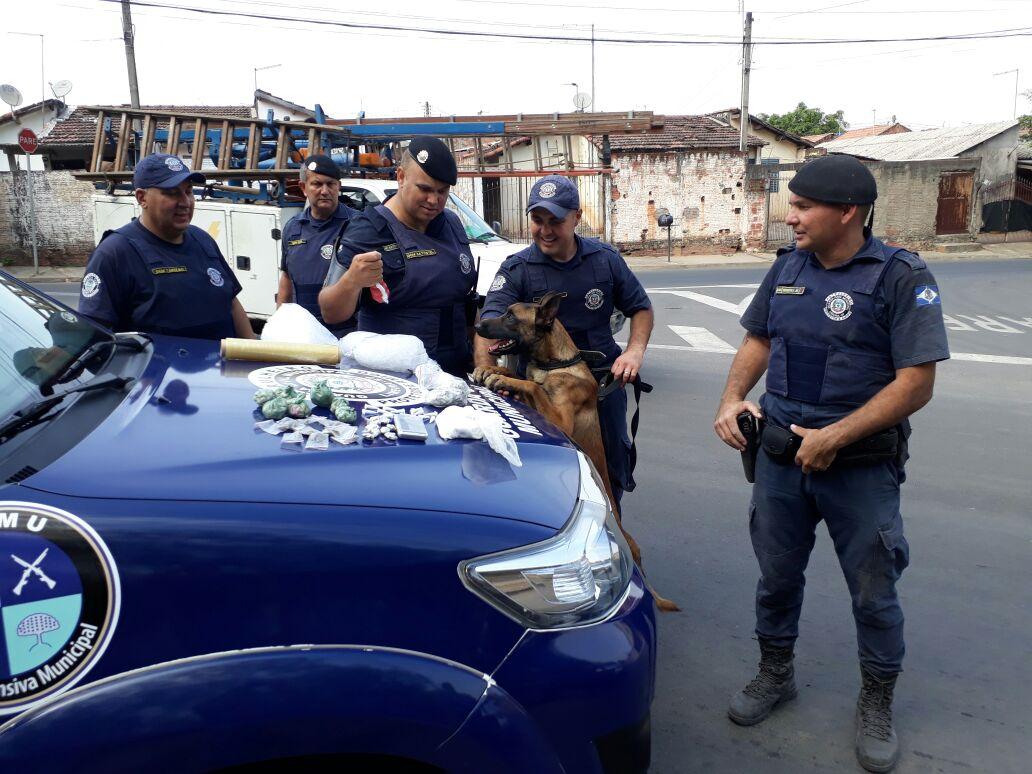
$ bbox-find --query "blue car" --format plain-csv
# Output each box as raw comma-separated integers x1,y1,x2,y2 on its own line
0,272,656,774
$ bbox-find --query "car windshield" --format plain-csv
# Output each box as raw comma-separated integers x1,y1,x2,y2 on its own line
446,194,505,243
0,275,110,418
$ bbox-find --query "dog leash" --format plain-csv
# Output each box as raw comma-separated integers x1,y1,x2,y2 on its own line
594,368,653,483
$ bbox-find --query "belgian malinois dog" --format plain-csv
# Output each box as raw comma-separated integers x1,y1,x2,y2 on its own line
474,291,678,612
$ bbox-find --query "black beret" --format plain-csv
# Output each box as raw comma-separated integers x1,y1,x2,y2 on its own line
788,154,877,205
302,154,341,180
407,136,457,186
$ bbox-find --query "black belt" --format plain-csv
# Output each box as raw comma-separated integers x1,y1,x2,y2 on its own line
760,421,899,469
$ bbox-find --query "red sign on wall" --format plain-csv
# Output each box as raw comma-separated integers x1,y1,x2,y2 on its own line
17,128,39,154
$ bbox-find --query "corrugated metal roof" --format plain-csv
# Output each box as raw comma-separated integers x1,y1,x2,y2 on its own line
821,121,1018,161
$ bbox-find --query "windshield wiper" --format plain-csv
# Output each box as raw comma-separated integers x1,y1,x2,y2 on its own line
38,334,147,396
0,373,134,446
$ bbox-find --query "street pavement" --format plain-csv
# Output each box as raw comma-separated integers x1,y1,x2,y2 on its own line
622,260,1030,773
26,258,1032,773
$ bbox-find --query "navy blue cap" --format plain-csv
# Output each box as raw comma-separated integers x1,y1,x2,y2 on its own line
302,154,341,179
407,137,457,186
788,154,877,205
526,175,580,218
133,153,205,190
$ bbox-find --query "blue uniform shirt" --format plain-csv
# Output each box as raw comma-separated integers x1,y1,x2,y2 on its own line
281,203,356,335
325,203,476,374
78,219,242,340
741,234,950,429
481,236,651,366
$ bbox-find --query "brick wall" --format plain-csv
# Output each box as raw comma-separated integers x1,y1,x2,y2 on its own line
0,170,97,266
609,150,758,252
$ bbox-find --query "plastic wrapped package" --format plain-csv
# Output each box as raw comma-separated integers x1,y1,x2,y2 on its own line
339,331,379,360
436,406,521,467
261,303,338,346
415,362,469,408
344,332,429,374
310,380,335,408
261,398,289,420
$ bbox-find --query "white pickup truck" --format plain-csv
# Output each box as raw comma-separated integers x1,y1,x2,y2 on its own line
91,179,526,321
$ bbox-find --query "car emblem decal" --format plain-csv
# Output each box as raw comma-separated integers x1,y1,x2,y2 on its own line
539,182,557,199
585,288,605,311
0,502,120,716
248,366,426,407
80,273,101,299
823,291,853,321
489,275,505,292
207,268,225,287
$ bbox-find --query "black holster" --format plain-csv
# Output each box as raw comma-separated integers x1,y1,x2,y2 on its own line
761,421,900,468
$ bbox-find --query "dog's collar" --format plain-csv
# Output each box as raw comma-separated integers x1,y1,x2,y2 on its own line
531,353,583,371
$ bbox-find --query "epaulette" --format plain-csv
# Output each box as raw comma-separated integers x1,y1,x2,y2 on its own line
775,242,797,257
891,249,926,270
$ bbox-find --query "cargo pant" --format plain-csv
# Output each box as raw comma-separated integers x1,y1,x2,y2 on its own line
749,450,910,678
598,384,633,504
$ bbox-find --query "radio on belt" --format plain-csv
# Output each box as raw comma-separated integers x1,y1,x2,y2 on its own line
394,413,429,441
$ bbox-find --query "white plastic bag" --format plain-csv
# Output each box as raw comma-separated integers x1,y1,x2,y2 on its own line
261,303,338,346
436,406,521,467
415,361,469,408
339,331,379,360
349,333,430,373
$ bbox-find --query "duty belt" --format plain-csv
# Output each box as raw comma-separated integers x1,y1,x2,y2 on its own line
760,420,900,469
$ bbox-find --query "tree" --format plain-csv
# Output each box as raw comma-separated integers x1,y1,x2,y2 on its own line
1019,89,1031,134
759,102,848,136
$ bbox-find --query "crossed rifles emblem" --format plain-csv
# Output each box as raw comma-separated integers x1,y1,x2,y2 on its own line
11,549,57,596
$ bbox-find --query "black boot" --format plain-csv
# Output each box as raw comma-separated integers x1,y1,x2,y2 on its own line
855,666,900,772
728,640,797,726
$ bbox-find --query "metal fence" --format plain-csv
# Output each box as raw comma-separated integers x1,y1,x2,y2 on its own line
482,174,608,242
765,170,795,247
980,175,1032,206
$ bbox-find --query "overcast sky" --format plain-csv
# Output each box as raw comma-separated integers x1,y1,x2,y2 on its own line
2,0,1029,131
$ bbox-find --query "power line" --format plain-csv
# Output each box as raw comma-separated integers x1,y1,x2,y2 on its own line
97,2,1032,46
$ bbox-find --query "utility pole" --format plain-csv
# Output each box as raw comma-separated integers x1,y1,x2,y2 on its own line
590,23,598,111
423,101,431,117
739,11,753,154
992,69,1019,119
121,0,141,108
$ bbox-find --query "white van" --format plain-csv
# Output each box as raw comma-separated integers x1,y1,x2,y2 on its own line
91,180,526,321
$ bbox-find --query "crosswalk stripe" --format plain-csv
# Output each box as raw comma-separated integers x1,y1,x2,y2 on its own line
951,352,1032,365
668,326,738,353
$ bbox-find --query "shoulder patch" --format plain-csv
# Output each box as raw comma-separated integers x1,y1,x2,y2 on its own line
891,250,926,270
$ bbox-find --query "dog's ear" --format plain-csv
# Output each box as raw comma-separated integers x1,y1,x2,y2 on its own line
536,291,566,330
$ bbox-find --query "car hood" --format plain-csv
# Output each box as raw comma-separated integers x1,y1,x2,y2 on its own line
24,337,581,531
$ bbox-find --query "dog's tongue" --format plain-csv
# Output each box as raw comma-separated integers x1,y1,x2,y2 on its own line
488,339,511,354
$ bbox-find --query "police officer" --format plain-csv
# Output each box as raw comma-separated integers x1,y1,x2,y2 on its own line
277,154,356,335
713,155,949,772
475,175,654,504
319,137,477,375
78,153,254,341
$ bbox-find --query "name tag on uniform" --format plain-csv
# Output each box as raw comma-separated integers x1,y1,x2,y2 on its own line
775,286,806,295
151,266,189,275
287,238,307,247
405,249,437,259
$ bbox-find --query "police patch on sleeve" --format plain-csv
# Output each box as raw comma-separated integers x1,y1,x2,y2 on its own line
207,268,225,287
489,275,506,292
914,285,941,306
80,273,101,299
823,291,853,321
585,288,605,311
459,253,472,275
0,502,120,716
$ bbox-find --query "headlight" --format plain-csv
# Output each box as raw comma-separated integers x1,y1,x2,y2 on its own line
459,451,634,630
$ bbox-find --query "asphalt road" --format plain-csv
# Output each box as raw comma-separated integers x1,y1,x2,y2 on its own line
31,259,1031,773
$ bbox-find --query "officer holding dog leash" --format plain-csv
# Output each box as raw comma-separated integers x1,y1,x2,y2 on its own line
476,175,654,505
713,155,949,773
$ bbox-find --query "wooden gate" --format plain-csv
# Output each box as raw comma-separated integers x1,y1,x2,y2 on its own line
935,172,973,235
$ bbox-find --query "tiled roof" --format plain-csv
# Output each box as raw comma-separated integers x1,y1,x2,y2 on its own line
802,132,836,144
707,109,814,147
821,121,1020,161
0,99,64,127
40,104,254,147
606,114,764,152
834,123,910,141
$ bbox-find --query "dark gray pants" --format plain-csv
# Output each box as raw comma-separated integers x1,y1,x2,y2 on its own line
750,451,910,677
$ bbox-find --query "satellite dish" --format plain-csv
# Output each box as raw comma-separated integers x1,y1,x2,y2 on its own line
51,80,73,99
573,92,592,112
0,84,23,108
